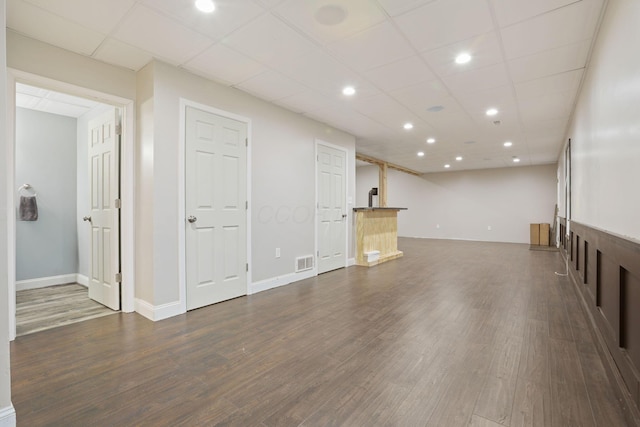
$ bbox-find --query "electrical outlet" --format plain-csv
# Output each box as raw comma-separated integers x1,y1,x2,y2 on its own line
275,248,280,258
487,226,492,231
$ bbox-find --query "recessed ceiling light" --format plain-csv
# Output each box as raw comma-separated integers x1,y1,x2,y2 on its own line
427,105,444,113
195,0,215,13
417,151,425,157
403,122,413,130
455,156,463,161
455,52,472,64
342,86,356,96
444,164,451,169
486,108,498,116
513,157,521,163
426,138,435,144
503,141,513,147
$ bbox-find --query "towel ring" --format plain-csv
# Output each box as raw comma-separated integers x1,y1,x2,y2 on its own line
18,184,37,197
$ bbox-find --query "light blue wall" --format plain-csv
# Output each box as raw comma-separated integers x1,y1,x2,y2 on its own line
15,107,78,280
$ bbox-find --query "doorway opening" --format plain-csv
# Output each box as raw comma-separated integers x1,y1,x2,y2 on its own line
7,71,135,340
13,83,118,336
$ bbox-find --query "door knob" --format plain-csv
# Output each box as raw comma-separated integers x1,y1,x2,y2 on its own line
342,214,347,219
187,216,197,223
83,216,92,222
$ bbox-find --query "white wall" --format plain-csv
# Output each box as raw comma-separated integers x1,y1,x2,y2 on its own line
141,60,356,306
15,108,77,280
357,164,557,244
558,0,640,241
1,0,16,424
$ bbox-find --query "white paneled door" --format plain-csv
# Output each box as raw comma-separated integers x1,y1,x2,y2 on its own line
185,106,247,311
317,143,347,274
87,108,121,310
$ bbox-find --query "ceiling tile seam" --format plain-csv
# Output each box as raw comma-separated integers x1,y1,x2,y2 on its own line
374,0,439,20
88,0,142,59
494,0,583,30
176,8,274,68
553,0,610,163
485,0,531,166
512,66,587,86
504,36,594,63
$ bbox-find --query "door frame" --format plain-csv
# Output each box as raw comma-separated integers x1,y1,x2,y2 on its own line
6,69,135,341
314,139,348,273
177,98,252,314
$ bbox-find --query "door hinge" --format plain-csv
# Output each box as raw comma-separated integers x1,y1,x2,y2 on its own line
115,123,122,136
246,263,249,272
245,137,248,147
115,272,122,283
115,198,121,209
317,250,319,257
246,201,248,210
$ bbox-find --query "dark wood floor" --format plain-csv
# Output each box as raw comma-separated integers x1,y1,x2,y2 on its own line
10,238,628,426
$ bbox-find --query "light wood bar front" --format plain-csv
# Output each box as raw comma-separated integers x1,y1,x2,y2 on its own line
354,207,407,267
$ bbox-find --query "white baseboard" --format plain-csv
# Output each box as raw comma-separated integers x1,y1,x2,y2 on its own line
0,405,16,427
76,274,89,287
16,273,80,291
135,299,183,321
249,269,317,295
347,258,355,267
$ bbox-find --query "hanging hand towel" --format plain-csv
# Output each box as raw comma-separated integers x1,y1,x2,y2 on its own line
19,195,38,221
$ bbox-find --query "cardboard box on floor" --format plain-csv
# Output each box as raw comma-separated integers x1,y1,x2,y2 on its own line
530,224,540,245
530,223,551,246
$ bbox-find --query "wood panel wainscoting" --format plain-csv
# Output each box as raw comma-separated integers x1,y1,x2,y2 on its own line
560,217,640,426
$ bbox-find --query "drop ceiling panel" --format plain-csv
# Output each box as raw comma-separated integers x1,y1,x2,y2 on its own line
394,0,494,52
326,21,415,72
515,69,583,101
113,4,214,65
223,13,318,67
185,43,266,85
275,0,386,44
389,80,450,110
500,0,602,60
23,0,136,35
94,38,153,71
273,49,380,98
350,94,422,131
518,92,574,124
140,0,265,41
363,56,436,92
7,0,106,56
236,70,308,101
422,31,503,78
442,63,511,98
508,40,591,83
489,0,578,28
274,89,341,114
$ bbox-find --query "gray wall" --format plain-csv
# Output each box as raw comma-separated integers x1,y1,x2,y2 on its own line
15,107,78,280
357,164,557,244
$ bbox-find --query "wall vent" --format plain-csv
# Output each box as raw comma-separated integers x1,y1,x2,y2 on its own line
295,255,314,272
